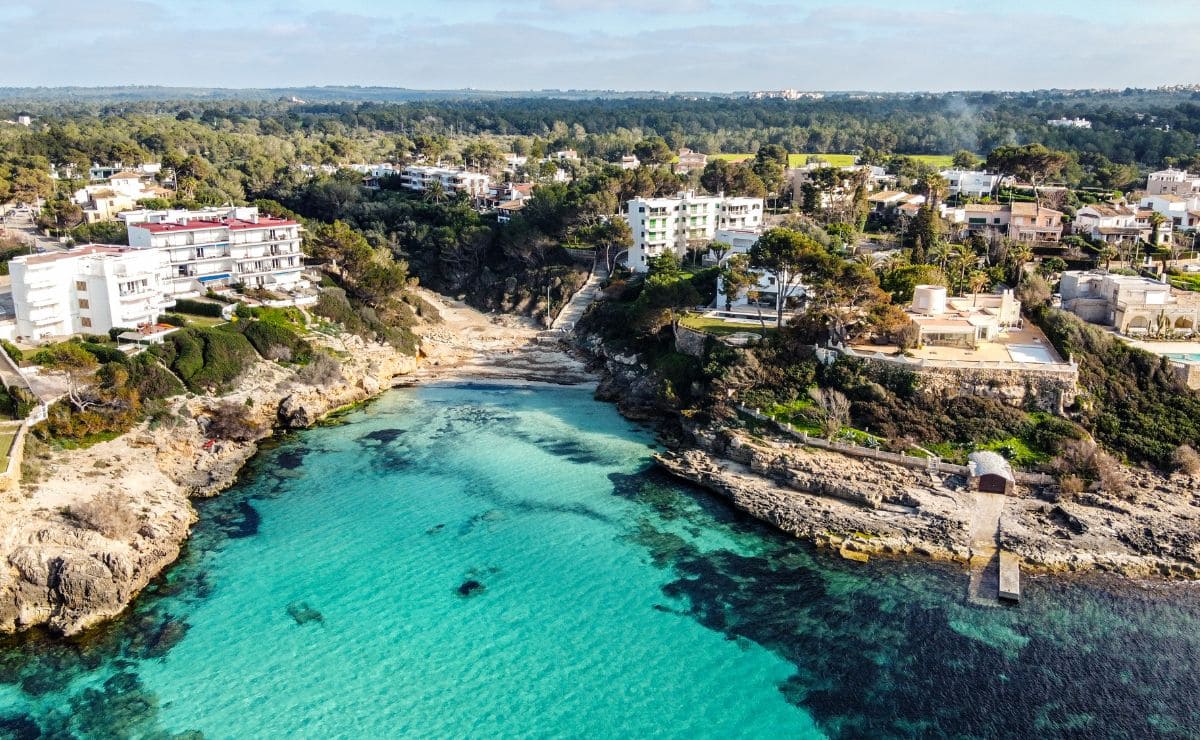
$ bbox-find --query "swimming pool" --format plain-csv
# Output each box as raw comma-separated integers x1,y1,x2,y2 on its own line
1165,353,1200,363
1007,344,1058,364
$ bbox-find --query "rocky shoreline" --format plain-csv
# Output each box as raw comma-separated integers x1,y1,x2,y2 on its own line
577,330,1200,582
0,291,594,637
653,426,1200,580
0,333,419,636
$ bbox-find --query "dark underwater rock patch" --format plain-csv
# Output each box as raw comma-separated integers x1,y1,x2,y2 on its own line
286,601,325,626
362,428,406,444
457,580,485,597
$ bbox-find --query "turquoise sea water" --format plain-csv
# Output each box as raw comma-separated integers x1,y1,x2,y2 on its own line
3,383,1200,738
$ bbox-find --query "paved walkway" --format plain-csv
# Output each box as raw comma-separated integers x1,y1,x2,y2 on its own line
966,491,1007,605
551,261,607,332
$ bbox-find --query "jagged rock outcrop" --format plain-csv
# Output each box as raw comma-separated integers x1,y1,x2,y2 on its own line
0,337,420,636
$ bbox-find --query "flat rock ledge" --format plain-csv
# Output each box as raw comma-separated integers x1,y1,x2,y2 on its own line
655,429,1200,580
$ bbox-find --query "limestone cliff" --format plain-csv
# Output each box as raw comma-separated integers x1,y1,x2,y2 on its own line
0,335,418,636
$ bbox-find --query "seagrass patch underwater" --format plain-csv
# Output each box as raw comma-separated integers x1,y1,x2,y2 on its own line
2,384,1199,739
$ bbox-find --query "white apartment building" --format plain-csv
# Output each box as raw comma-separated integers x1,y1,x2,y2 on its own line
399,165,490,198
125,207,304,296
10,245,173,341
1146,169,1200,197
625,191,764,272
1046,117,1092,128
939,169,1002,199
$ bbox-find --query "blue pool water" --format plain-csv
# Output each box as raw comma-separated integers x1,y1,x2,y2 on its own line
2,384,1200,738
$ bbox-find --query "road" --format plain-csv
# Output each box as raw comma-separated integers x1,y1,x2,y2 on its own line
0,204,64,254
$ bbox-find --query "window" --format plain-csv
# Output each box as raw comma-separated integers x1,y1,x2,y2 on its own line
75,281,87,291
78,299,89,309
80,318,92,328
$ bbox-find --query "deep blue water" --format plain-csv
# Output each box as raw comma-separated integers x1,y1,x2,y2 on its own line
2,384,1200,738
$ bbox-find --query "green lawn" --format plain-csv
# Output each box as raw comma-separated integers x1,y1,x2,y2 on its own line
710,153,956,168
679,314,777,337
178,314,228,329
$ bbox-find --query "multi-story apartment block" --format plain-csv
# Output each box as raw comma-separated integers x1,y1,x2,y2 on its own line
399,165,490,198
125,207,304,295
625,191,764,272
10,245,173,341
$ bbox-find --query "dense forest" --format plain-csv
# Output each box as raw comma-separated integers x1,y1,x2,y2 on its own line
3,90,1200,168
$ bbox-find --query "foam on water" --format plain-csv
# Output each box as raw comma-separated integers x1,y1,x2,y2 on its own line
3,383,1200,738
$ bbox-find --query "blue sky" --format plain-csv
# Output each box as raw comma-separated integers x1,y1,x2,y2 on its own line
0,0,1196,91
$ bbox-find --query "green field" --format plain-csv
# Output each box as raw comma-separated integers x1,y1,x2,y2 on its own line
711,152,956,168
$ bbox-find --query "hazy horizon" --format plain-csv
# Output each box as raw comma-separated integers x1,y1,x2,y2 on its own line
0,1,1198,92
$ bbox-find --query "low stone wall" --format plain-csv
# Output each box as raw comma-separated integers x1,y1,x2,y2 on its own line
903,362,1078,413
833,346,1078,412
1172,361,1200,390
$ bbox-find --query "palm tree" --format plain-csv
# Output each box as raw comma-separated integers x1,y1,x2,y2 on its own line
949,243,977,294
1149,211,1167,249
920,173,950,209
928,240,951,273
1006,241,1034,284
968,270,990,305
424,180,447,204
1099,243,1118,270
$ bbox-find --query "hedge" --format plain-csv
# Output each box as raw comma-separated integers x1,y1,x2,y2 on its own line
171,298,225,318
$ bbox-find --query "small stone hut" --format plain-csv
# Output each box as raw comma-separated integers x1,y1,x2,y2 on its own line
968,451,1015,495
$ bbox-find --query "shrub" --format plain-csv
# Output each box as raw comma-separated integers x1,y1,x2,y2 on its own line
79,342,127,365
1173,444,1200,476
159,313,189,328
297,352,342,387
67,492,139,539
205,401,264,442
164,327,258,393
171,298,225,318
241,319,312,364
0,340,22,363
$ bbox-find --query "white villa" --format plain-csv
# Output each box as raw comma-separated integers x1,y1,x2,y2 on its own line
1139,194,1200,231
939,169,1002,199
625,191,763,272
1060,270,1200,335
10,245,173,341
907,285,1021,348
1046,117,1092,128
1075,204,1172,246
71,171,169,223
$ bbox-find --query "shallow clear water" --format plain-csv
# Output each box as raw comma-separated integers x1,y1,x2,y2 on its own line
2,384,1200,738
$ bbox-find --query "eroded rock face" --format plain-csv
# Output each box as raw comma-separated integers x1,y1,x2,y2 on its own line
1,337,421,636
